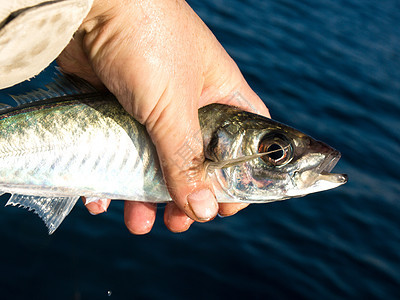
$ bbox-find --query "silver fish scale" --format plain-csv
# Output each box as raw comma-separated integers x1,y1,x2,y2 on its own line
0,98,169,202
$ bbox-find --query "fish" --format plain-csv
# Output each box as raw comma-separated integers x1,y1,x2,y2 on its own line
0,73,347,234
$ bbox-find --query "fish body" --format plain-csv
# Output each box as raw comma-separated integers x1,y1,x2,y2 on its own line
0,95,168,202
0,74,347,233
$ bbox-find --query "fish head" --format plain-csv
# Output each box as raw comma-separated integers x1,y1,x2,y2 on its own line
201,104,347,203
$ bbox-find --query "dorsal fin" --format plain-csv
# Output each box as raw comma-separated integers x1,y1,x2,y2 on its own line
5,194,80,234
6,68,98,107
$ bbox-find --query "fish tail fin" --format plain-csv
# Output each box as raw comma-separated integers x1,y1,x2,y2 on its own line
5,194,80,234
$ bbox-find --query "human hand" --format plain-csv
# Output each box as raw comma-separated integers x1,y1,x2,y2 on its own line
57,0,270,234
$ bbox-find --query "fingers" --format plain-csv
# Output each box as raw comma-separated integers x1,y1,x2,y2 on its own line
124,201,157,235
164,202,194,232
82,197,111,215
146,90,219,223
82,197,157,234
218,203,250,217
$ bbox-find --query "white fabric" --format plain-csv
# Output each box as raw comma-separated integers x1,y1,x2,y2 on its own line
0,0,93,88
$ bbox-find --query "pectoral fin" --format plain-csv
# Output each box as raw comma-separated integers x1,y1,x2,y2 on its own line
5,194,80,234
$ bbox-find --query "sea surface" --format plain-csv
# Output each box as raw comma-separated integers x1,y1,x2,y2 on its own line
1,0,399,299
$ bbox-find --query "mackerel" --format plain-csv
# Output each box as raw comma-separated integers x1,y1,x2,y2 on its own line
0,73,347,233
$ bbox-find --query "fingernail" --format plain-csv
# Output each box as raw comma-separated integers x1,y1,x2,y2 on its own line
187,189,218,221
84,198,108,214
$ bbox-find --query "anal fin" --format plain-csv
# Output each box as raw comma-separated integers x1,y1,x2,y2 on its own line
6,194,80,234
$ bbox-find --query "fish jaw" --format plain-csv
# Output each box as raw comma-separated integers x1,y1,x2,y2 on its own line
291,172,348,196
287,148,348,197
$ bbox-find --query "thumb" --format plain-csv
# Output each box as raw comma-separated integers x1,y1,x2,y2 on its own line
145,96,218,222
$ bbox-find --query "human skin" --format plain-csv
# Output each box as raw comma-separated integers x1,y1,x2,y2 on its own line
57,0,270,234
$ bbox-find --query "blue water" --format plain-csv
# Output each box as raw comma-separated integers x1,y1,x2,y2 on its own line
1,0,399,298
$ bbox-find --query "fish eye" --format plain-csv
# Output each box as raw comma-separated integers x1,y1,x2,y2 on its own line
258,134,293,166
266,143,285,160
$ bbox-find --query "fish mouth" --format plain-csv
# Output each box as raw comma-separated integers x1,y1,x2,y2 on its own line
311,146,348,191
289,143,347,197
318,148,341,174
